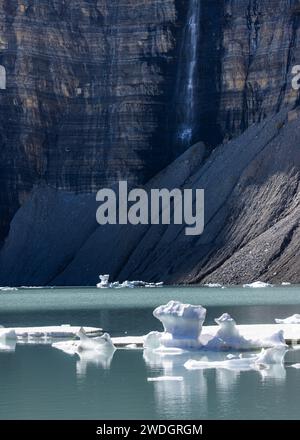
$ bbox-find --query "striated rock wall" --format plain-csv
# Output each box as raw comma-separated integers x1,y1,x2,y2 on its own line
0,0,182,240
1,1,300,284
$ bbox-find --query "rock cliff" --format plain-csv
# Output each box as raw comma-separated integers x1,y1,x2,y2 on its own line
1,0,300,285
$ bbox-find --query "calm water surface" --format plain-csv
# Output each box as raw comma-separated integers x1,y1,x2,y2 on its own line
0,285,300,420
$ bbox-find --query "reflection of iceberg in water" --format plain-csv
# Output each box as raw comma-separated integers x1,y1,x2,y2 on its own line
0,338,17,353
144,345,288,418
143,349,208,419
76,349,115,377
0,329,17,353
184,346,288,381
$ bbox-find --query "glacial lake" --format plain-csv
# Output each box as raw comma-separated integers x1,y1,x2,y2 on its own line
0,285,300,420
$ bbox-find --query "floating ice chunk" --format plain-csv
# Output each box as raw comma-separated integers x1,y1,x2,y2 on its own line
97,274,110,288
153,301,206,349
204,283,223,288
282,282,291,286
261,330,287,347
97,274,164,289
77,328,116,353
144,332,163,350
255,346,287,367
227,354,237,360
53,329,116,357
290,363,300,369
0,287,18,291
275,314,300,324
243,281,272,288
125,344,139,349
147,376,184,382
205,313,255,350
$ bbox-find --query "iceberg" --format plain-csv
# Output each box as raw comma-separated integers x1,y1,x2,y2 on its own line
290,363,300,369
53,329,116,374
153,301,206,349
205,314,287,351
144,302,289,353
96,274,164,289
204,313,255,350
53,328,116,355
243,281,272,288
275,314,300,325
97,274,110,288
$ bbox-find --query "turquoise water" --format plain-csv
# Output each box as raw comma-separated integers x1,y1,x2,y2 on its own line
0,286,300,419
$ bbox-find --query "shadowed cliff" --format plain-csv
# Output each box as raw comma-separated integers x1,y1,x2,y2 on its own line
1,0,300,285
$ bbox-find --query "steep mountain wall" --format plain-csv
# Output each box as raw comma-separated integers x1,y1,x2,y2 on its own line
1,0,300,285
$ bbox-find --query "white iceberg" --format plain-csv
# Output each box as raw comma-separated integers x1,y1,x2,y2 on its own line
145,302,289,353
53,328,116,354
96,274,163,289
290,363,300,369
275,314,300,325
97,274,110,288
153,301,206,349
243,281,272,288
204,313,255,351
282,282,291,286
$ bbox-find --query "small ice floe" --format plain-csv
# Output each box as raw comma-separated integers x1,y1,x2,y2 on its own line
97,274,110,288
147,376,184,382
275,314,300,325
53,328,116,371
153,301,206,350
243,281,272,288
184,346,287,373
97,274,163,289
0,287,18,291
282,282,291,286
204,283,223,288
290,363,300,369
53,328,116,355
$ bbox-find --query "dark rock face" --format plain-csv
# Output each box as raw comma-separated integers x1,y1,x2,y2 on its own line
1,108,300,286
1,1,300,285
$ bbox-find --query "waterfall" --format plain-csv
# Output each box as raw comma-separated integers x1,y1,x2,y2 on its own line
175,0,202,147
